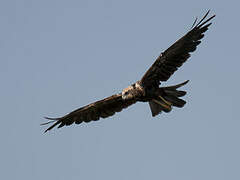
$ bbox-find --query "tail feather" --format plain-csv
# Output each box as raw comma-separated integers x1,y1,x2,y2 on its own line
148,80,189,116
164,89,186,97
163,80,189,89
149,101,163,116
164,95,186,108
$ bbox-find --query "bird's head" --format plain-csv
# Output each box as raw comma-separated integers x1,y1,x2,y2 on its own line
122,85,134,100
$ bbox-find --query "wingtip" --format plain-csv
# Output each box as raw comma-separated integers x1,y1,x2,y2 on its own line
41,116,61,133
206,9,216,17
206,9,211,15
40,121,54,126
44,116,59,120
190,17,198,29
192,10,216,29
44,127,53,133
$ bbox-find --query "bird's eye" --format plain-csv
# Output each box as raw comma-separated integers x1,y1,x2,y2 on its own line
125,92,129,95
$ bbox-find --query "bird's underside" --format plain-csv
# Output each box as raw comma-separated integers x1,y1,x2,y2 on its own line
42,10,215,132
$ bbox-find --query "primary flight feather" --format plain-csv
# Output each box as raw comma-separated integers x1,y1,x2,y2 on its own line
42,11,215,132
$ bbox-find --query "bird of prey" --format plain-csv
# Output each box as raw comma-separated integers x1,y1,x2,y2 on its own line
42,11,215,132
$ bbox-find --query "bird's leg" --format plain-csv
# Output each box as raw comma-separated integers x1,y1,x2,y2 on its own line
158,95,172,106
152,99,172,111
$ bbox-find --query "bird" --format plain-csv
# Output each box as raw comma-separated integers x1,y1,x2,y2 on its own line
42,10,215,132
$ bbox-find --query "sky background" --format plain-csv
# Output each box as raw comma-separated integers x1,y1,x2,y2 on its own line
1,0,239,180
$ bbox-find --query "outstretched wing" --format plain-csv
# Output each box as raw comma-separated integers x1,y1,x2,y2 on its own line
141,10,215,87
42,93,136,132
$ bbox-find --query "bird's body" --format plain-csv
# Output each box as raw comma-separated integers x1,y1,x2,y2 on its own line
42,11,215,132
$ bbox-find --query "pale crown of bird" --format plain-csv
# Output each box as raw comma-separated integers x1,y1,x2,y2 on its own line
122,82,145,100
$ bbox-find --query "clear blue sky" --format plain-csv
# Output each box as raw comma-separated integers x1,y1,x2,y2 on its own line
1,0,239,180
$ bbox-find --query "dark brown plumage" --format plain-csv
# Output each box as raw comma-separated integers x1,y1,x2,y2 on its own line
42,11,215,132
141,10,215,87
42,94,136,132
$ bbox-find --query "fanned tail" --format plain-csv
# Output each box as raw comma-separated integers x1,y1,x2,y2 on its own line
149,80,189,116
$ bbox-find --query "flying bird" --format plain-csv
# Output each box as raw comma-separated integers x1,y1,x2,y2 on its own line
42,11,215,132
